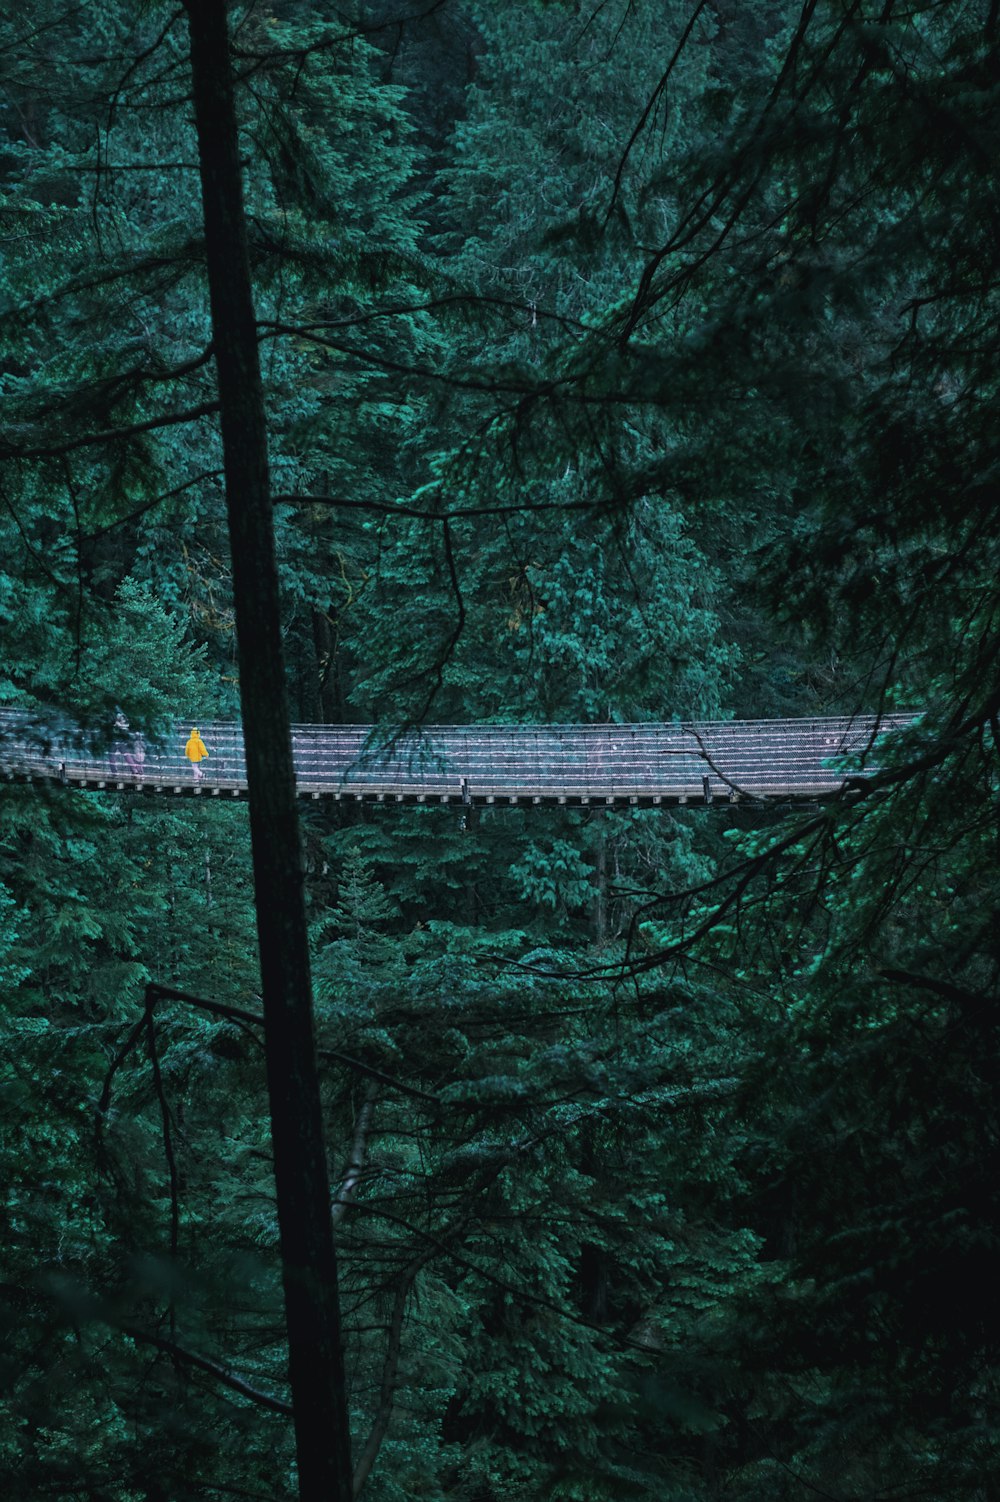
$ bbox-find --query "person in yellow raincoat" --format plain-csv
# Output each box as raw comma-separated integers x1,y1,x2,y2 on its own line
185,727,209,782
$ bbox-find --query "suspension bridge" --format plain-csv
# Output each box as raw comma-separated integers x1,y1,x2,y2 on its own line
0,710,914,807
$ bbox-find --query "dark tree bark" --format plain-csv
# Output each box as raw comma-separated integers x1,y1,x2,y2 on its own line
312,605,342,724
182,6,353,1500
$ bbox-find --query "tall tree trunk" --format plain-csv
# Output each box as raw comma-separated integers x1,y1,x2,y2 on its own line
182,7,353,1500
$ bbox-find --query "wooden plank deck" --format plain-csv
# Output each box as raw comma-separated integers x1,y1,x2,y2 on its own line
0,711,915,806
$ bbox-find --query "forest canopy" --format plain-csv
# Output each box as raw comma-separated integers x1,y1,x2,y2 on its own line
1,3,998,1501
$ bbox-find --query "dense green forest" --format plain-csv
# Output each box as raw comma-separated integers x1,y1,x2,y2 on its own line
1,1,998,1498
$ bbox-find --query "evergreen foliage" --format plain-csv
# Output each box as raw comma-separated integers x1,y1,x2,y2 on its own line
1,2,997,1499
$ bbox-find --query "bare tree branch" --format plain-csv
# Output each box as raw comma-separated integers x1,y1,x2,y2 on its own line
0,1281,293,1418
1,400,221,460
97,982,439,1109
272,492,597,522
119,1324,293,1416
604,0,711,222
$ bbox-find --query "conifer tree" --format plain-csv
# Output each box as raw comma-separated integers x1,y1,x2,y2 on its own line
2,2,998,1499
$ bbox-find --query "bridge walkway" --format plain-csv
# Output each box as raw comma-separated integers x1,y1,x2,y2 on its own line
0,712,914,807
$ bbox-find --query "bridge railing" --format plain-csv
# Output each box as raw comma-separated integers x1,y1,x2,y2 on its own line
286,718,912,798
0,709,916,799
